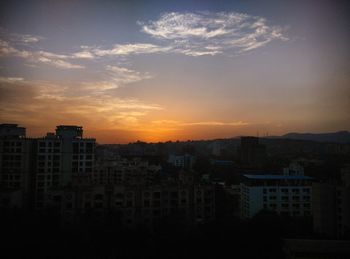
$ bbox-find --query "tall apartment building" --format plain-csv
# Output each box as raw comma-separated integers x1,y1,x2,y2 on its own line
0,124,34,208
0,124,95,209
240,174,313,219
313,168,350,239
34,125,95,208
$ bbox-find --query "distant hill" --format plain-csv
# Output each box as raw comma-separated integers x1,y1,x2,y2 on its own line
281,131,350,143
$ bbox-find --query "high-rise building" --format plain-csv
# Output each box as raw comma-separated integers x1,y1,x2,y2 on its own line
34,125,95,208
0,124,34,208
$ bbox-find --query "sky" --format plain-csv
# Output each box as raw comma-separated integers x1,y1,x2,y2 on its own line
0,0,349,143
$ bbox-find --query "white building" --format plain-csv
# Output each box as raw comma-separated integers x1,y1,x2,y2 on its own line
240,174,313,219
168,154,195,169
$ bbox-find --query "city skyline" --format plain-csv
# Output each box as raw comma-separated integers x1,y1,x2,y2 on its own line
1,0,349,143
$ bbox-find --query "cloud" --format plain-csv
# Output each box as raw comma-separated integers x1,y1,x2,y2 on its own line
13,33,44,44
1,11,288,71
148,119,249,131
81,65,153,91
72,50,95,59
106,65,153,84
0,39,84,69
183,121,249,126
139,11,288,56
0,76,24,83
88,11,287,58
0,78,163,131
0,28,45,44
93,43,171,57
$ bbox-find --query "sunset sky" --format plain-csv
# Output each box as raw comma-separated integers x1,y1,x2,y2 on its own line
1,0,349,143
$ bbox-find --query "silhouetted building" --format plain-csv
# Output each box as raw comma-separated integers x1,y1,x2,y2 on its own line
48,179,215,228
93,158,161,186
168,154,196,169
283,239,350,259
313,167,350,239
283,162,305,176
34,125,95,208
0,124,35,208
238,136,266,167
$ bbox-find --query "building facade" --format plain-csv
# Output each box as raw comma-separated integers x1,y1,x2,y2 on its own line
240,174,313,219
313,168,350,239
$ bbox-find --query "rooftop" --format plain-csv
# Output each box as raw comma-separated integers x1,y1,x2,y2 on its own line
243,174,313,180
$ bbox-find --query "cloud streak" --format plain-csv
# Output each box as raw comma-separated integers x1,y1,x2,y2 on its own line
88,11,288,58
140,11,288,56
0,78,163,132
0,39,84,69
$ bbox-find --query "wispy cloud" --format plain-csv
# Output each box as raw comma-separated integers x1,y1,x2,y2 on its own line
139,11,288,56
72,50,95,59
12,33,45,44
93,43,171,57
81,65,153,91
89,11,287,58
1,11,288,69
0,39,84,69
0,78,163,131
0,28,45,44
149,119,249,131
183,121,249,126
106,65,153,84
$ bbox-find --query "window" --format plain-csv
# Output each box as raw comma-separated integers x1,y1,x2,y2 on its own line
292,196,300,201
153,192,161,199
94,194,103,200
144,200,150,207
303,196,310,201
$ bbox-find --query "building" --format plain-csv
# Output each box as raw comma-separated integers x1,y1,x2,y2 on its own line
0,124,96,209
283,162,305,176
238,136,267,167
47,181,215,228
0,124,35,208
283,239,350,259
34,125,95,208
92,158,161,186
312,167,350,239
168,154,196,169
240,174,313,219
